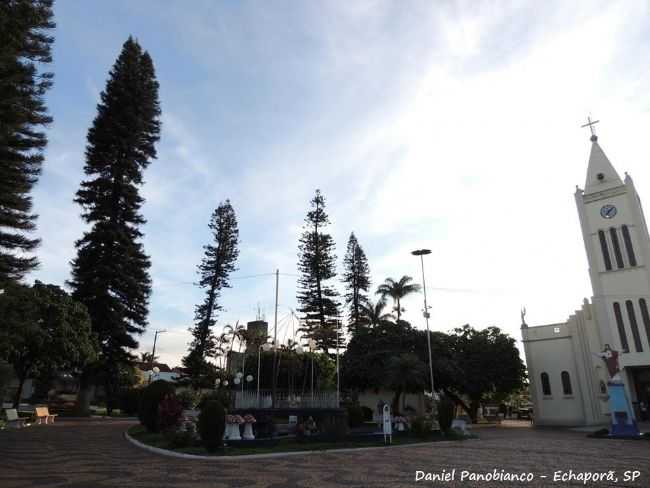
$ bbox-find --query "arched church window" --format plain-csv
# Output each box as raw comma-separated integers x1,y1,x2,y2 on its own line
640,299,650,348
598,230,612,271
621,225,637,266
541,372,551,396
626,300,644,353
609,228,624,269
613,302,630,353
561,371,572,395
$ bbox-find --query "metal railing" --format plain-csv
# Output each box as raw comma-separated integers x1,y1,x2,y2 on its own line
233,389,338,409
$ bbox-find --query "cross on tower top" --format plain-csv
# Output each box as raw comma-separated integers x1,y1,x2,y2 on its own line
581,116,600,142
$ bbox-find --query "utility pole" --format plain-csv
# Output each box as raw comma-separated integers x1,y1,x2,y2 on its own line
149,329,166,383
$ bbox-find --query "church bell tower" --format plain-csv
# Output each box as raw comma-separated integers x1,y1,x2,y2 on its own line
575,124,650,374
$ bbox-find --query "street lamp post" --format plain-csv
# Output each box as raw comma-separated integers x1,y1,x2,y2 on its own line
258,342,273,407
411,249,436,407
308,338,317,405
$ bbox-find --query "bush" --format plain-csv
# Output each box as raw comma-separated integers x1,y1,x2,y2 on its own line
198,400,226,451
120,388,142,416
158,394,183,431
411,416,432,439
197,389,232,410
361,406,373,422
437,394,455,433
138,380,175,432
347,405,365,428
254,413,275,438
165,428,195,448
176,389,198,410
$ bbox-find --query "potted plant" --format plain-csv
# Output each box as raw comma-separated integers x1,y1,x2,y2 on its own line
242,414,256,440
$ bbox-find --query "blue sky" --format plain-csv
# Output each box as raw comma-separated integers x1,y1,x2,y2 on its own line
30,0,650,366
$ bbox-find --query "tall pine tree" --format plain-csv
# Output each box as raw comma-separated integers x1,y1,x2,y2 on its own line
296,190,341,352
0,0,55,286
68,37,161,414
342,232,370,335
182,201,239,389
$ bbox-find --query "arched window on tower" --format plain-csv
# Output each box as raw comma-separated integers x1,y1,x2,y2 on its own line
561,371,573,395
610,228,625,269
541,372,552,396
640,299,650,349
621,225,637,266
626,300,644,352
613,302,630,353
598,230,612,271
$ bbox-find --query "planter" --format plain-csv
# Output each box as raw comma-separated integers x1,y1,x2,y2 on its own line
243,422,255,440
396,422,406,432
225,423,241,440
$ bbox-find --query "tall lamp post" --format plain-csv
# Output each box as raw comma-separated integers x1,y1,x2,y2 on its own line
411,249,436,405
308,338,317,405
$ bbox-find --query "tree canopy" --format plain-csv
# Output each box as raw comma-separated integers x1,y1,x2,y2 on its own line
0,281,98,407
68,37,161,413
0,0,55,285
296,190,342,352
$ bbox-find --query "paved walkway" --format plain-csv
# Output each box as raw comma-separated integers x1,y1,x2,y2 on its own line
1,419,649,487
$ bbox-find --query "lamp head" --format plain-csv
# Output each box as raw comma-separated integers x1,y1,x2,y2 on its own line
246,374,253,382
411,249,432,256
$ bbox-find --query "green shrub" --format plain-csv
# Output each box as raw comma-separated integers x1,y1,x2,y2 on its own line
411,416,432,439
158,394,183,431
138,380,175,432
176,389,198,409
347,405,364,428
197,389,231,410
361,406,373,421
120,388,142,416
437,394,455,433
165,428,195,448
198,400,226,451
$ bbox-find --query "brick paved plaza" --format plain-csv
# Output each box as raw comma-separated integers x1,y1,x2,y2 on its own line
1,420,648,488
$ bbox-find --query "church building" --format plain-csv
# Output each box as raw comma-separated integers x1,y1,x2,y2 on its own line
522,129,650,426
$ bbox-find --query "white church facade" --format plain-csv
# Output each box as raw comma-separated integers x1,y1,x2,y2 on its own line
522,131,650,426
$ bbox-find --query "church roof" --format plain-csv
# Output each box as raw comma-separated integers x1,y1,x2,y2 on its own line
584,136,623,194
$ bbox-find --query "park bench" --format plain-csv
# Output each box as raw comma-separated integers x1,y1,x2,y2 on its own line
5,408,27,429
34,406,57,425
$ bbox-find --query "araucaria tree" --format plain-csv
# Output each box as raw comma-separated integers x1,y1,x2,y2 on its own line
0,0,55,287
297,190,342,352
342,233,370,335
182,201,239,389
68,37,161,414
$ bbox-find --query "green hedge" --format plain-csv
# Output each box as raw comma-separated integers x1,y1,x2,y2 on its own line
138,380,175,432
198,400,226,451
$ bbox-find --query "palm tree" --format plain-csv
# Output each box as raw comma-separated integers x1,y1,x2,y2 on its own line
358,298,394,329
376,276,421,322
139,352,158,364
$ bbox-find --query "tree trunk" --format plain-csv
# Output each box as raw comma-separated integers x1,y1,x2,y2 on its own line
76,370,94,416
442,389,472,419
13,372,28,408
469,398,481,423
391,386,402,415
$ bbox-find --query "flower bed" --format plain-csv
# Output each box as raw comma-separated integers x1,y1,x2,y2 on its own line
126,424,470,457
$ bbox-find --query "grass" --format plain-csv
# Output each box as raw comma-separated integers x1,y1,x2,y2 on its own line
127,425,469,457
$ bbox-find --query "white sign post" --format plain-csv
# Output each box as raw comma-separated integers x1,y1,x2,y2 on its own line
382,404,392,445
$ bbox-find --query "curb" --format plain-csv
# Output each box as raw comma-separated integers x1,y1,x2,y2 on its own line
124,429,470,461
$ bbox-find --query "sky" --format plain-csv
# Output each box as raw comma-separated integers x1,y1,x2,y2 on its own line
28,0,650,367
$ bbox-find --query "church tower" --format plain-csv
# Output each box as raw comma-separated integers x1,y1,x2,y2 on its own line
575,131,650,376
